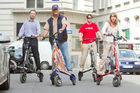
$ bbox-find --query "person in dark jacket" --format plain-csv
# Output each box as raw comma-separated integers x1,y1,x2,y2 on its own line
43,5,72,72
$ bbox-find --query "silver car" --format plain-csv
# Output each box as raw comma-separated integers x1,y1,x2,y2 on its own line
0,34,10,90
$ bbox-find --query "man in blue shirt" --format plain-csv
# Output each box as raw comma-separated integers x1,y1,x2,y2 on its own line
17,10,43,80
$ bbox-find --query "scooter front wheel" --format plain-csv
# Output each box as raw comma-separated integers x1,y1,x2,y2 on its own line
50,76,55,85
54,75,62,87
96,78,101,85
20,73,27,83
71,77,76,85
96,76,103,85
112,76,121,87
38,73,44,82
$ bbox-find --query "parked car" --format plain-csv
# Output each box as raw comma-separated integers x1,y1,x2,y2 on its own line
0,34,10,90
107,49,140,74
119,49,140,73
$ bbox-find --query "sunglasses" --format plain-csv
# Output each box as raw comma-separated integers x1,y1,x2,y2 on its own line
87,18,92,19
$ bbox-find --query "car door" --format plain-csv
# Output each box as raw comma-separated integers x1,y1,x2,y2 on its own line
0,46,5,82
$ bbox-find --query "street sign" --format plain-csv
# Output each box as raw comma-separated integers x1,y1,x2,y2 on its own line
67,30,72,34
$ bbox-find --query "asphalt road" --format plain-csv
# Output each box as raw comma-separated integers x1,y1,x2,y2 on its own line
1,70,140,93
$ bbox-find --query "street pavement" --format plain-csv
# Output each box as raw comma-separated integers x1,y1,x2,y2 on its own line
0,70,140,93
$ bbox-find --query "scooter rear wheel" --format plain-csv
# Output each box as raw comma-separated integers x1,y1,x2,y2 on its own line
92,72,97,82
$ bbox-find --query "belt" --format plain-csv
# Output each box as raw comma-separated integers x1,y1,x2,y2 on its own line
24,37,37,39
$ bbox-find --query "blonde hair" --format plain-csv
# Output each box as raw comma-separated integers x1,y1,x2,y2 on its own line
109,13,118,26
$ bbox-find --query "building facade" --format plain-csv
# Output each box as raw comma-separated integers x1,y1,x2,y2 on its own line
93,0,140,54
0,0,94,40
1,0,140,68
0,0,95,68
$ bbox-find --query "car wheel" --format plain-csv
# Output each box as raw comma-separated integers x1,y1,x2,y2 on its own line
135,72,140,75
40,61,50,70
129,72,134,75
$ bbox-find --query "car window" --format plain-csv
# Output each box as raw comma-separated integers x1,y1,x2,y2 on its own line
119,50,136,58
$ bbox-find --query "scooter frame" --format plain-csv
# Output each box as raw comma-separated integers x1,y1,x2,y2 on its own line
48,32,76,87
95,34,124,87
18,37,43,83
78,38,98,82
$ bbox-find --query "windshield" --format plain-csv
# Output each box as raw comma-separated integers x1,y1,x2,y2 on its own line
14,49,22,57
119,50,136,58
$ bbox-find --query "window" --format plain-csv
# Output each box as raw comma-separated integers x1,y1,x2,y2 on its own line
93,0,96,10
26,0,43,8
134,37,140,40
73,0,78,10
117,29,130,40
133,0,140,3
27,0,35,8
40,23,49,41
99,0,105,9
122,29,130,40
16,23,23,36
37,0,44,8
107,0,112,6
72,38,81,50
98,22,104,34
71,24,82,51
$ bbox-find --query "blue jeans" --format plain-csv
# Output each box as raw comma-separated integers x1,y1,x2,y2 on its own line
51,41,72,72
